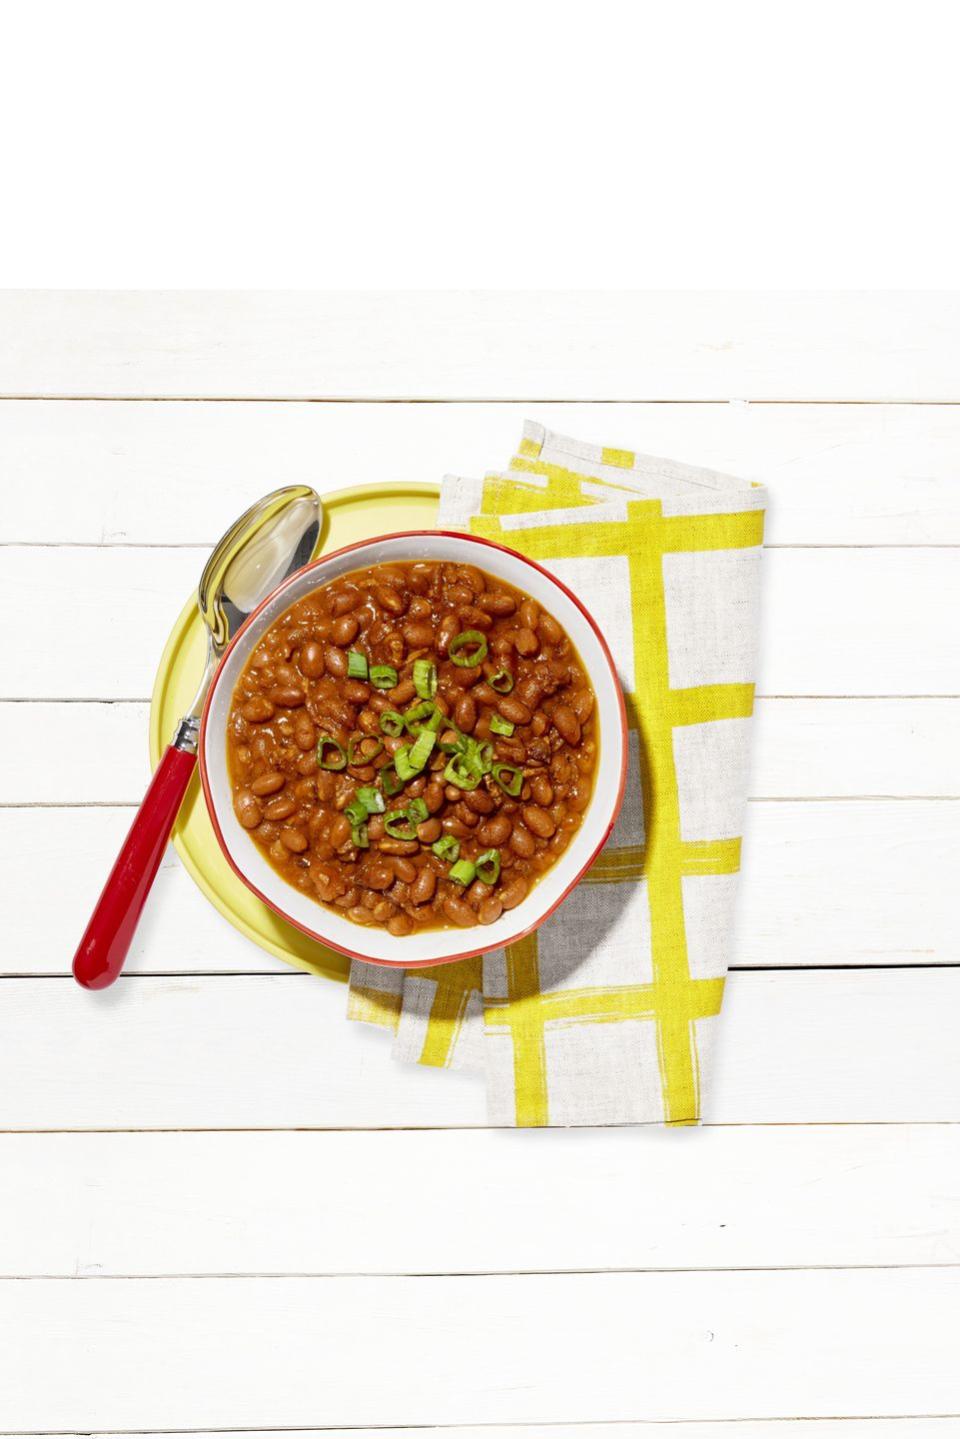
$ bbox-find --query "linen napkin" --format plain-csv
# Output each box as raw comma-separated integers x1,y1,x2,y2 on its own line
348,422,766,1126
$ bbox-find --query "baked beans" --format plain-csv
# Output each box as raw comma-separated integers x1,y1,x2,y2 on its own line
227,561,598,934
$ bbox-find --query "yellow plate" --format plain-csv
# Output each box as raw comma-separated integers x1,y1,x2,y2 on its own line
149,481,440,982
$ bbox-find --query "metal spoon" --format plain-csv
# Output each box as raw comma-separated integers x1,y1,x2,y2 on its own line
72,486,323,990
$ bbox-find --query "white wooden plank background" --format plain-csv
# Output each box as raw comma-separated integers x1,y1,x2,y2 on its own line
2,1126,956,1275
1,292,957,1436
2,291,960,400
4,1270,960,1429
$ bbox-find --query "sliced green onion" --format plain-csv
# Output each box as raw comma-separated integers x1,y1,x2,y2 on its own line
449,630,488,667
404,700,442,736
316,735,347,770
351,821,369,849
475,848,501,885
489,668,514,694
432,835,460,862
449,858,477,885
379,709,405,738
444,753,481,790
492,762,523,796
384,809,417,840
394,745,418,782
370,664,398,690
408,728,437,772
475,739,494,774
344,796,368,825
356,786,385,815
347,650,368,680
413,658,437,699
347,733,384,766
383,796,429,839
489,713,515,737
381,762,403,797
439,727,467,754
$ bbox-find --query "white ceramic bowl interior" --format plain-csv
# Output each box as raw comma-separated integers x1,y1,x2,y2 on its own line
201,532,626,967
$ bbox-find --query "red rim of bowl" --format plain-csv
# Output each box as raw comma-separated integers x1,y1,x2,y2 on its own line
198,529,629,969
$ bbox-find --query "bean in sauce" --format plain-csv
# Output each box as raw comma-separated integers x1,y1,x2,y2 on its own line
226,561,598,934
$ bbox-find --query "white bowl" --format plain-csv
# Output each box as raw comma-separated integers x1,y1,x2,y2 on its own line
199,530,627,968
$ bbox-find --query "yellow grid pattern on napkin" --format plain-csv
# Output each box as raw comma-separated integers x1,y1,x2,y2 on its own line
348,424,765,1126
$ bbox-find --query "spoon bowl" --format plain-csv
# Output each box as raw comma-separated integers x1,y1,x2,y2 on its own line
175,487,322,753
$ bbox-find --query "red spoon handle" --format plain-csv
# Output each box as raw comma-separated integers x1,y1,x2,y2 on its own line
72,744,197,990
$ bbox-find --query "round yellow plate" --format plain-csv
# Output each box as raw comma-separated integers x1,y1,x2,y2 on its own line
149,481,440,982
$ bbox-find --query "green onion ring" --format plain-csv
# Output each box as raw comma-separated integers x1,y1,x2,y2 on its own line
405,797,429,825
449,630,488,667
316,735,347,770
355,786,385,815
492,761,523,796
443,753,481,790
381,763,404,797
475,848,501,885
347,733,384,766
413,658,438,699
370,664,399,690
384,809,417,841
